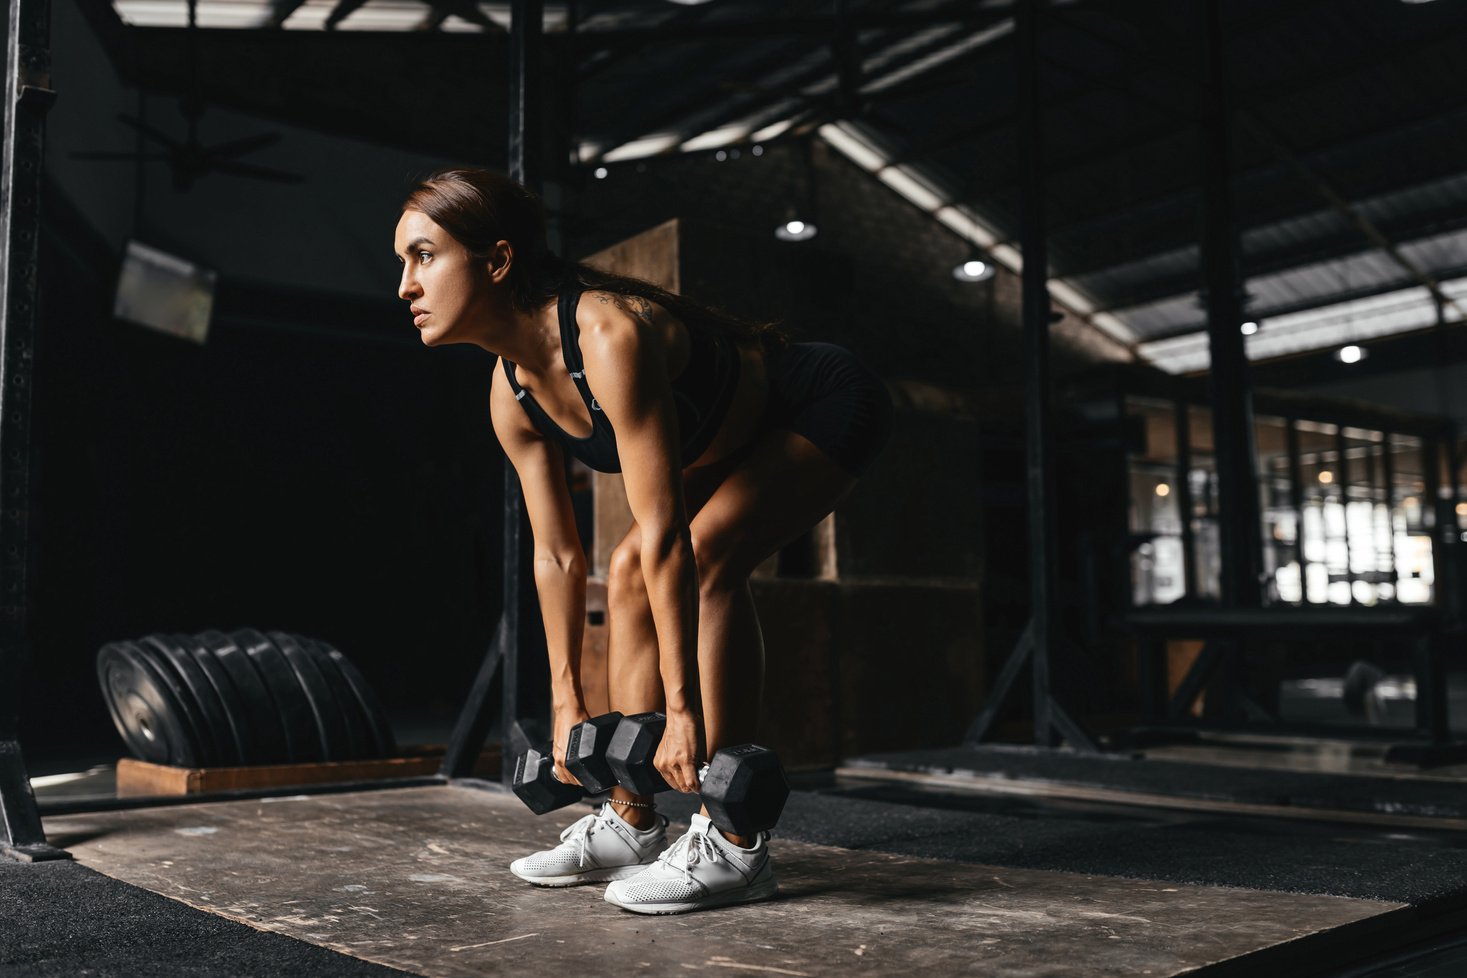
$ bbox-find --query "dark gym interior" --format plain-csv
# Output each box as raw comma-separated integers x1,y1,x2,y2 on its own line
5,1,1467,976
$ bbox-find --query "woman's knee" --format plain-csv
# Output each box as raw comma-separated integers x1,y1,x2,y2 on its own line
607,533,646,600
692,532,748,594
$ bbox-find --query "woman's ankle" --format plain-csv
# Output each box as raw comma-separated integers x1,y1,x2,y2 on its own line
608,798,658,830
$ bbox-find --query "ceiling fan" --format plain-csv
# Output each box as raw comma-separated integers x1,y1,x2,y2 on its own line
70,0,304,191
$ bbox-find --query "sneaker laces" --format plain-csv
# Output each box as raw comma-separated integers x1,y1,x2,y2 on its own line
655,824,723,885
557,810,600,868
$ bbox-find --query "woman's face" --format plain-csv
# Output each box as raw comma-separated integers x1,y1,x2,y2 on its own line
394,209,499,346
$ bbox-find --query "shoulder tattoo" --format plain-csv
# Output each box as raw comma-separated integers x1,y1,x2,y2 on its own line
592,291,657,327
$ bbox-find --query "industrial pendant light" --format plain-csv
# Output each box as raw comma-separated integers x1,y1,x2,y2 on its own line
952,253,996,282
775,139,820,242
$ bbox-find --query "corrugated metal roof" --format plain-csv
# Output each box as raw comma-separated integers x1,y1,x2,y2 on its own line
95,0,1467,370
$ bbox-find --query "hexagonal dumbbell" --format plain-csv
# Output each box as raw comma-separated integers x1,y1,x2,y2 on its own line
564,711,624,794
701,744,790,836
511,743,585,815
604,712,673,795
603,711,790,836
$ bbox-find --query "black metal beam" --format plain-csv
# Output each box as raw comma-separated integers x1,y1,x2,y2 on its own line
1,0,68,864
501,0,548,780
909,0,1329,196
1200,0,1263,614
577,0,744,86
1017,0,1058,747
587,2,1002,168
1138,259,1467,348
440,0,549,785
1086,194,1467,319
962,0,1097,754
1174,398,1197,598
570,7,1012,46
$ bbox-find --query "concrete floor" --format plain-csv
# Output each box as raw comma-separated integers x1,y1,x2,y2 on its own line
42,784,1406,978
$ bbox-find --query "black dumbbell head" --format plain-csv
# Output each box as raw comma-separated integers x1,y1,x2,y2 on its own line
701,744,790,837
512,743,586,815
604,712,671,796
565,712,623,794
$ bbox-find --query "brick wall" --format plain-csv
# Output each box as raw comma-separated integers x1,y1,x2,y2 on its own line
568,136,1131,400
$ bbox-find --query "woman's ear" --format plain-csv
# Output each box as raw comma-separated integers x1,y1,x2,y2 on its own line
488,239,514,284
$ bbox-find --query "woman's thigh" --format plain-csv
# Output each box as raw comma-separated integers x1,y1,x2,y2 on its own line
688,427,858,586
610,456,732,571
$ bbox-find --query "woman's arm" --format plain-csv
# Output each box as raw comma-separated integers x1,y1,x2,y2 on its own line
577,294,705,795
489,364,591,777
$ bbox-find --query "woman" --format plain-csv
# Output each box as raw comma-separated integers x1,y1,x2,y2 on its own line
394,167,892,914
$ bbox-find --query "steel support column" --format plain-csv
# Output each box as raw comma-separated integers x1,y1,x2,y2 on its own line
1,0,67,863
964,0,1096,752
1201,0,1262,613
1016,0,1058,747
501,0,549,778
1194,0,1262,727
442,0,548,785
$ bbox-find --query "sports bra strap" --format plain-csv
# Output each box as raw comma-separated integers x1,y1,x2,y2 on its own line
557,273,605,415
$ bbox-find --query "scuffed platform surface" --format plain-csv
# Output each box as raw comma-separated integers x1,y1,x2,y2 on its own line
44,785,1402,978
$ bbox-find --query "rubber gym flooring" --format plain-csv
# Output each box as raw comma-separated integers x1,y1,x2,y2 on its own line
15,770,1467,978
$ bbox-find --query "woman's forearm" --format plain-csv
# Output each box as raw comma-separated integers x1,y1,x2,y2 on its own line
533,553,589,710
639,529,702,716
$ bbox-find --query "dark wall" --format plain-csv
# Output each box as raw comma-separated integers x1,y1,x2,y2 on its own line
570,139,1125,394
24,182,504,763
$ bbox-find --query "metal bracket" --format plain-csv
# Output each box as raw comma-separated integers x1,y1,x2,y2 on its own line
2,841,72,863
19,85,57,109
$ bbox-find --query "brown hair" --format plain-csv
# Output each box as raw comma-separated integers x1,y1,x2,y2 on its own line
402,167,789,350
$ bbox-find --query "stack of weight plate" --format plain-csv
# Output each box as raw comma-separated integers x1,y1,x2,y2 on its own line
96,629,396,768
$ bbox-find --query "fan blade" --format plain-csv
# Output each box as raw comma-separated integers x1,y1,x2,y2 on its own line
70,151,172,161
205,131,282,161
210,160,306,184
436,1,503,32
265,0,309,29
324,0,371,30
116,113,180,149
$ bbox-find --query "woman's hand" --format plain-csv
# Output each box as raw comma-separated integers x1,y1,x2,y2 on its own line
552,705,591,786
654,710,705,795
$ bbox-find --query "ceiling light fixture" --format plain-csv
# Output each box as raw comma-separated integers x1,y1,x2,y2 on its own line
952,257,996,282
775,219,818,242
1240,321,1259,335
1337,345,1366,364
775,140,820,242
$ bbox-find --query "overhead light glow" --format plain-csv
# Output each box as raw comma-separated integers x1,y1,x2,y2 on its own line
751,145,764,157
952,259,995,282
1241,321,1259,335
775,220,817,242
1338,345,1366,364
715,150,728,162
1319,471,1334,484
1155,483,1170,497
593,167,608,180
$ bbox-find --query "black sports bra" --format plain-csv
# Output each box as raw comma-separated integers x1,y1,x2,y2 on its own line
501,277,741,474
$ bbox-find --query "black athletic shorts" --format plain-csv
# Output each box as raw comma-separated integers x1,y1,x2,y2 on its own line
757,340,894,478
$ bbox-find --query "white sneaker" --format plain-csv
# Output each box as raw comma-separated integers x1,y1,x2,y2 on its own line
603,813,778,914
509,803,668,887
